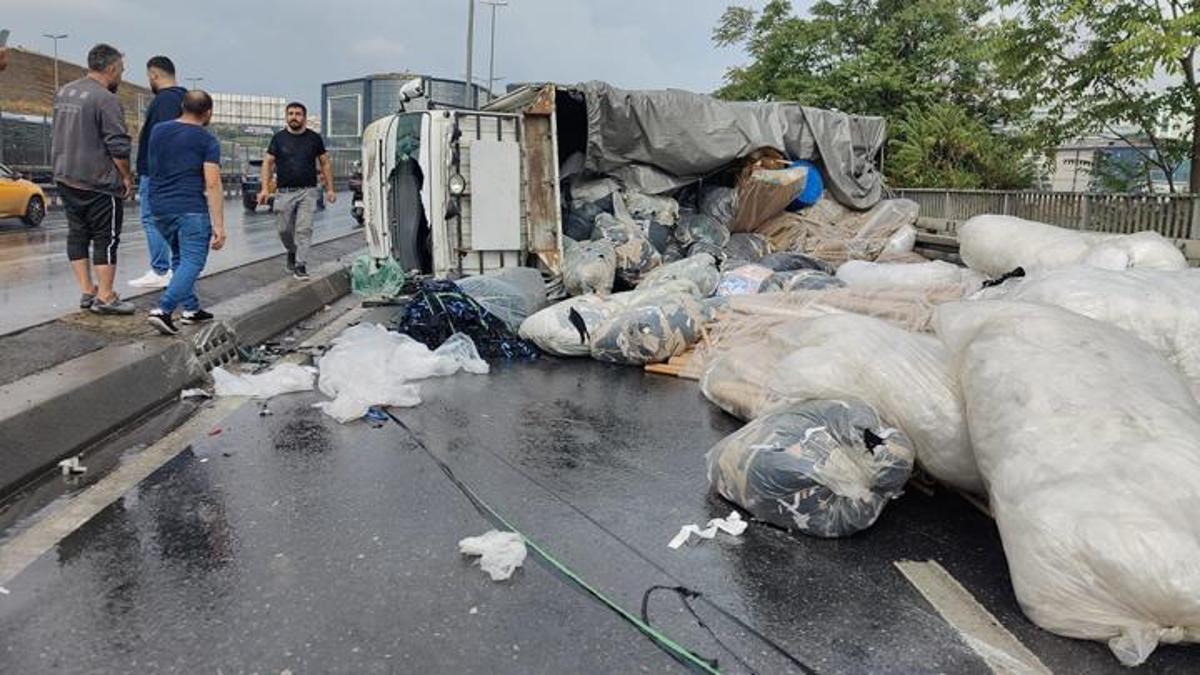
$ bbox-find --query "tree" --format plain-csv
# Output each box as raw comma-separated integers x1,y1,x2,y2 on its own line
714,0,1035,189
996,0,1200,193
889,103,1036,188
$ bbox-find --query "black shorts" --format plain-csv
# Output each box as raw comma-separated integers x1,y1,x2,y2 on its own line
59,183,123,265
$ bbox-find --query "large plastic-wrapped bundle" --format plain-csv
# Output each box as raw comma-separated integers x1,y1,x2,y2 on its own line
849,199,920,242
706,399,915,538
800,199,919,265
593,213,662,286
836,260,986,295
723,232,771,268
731,166,808,233
959,215,1187,275
637,253,720,296
457,267,548,333
700,314,980,492
715,264,776,296
762,269,845,292
563,238,617,296
518,295,616,357
590,293,705,365
675,211,731,250
623,191,680,226
758,251,836,275
934,300,1200,665
975,266,1200,394
699,185,737,228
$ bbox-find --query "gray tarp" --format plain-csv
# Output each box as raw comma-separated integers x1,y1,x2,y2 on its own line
570,82,886,210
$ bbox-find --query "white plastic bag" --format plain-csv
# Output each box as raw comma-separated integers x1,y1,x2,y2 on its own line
315,324,488,422
935,300,1200,665
700,314,981,492
518,294,617,357
975,266,1200,395
883,224,917,255
459,530,527,581
959,215,1186,276
212,363,316,399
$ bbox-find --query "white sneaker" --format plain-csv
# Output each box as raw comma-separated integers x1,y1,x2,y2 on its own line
129,270,172,289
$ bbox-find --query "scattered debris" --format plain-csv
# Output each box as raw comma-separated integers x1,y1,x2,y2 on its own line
469,606,478,615
180,388,212,400
212,363,316,399
0,586,9,595
58,456,86,476
364,407,390,428
459,530,527,581
209,428,222,437
258,403,274,417
668,511,747,549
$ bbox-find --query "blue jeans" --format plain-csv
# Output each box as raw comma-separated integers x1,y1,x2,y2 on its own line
139,178,171,274
154,213,211,313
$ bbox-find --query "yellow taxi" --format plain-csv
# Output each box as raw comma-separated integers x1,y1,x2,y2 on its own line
0,163,46,226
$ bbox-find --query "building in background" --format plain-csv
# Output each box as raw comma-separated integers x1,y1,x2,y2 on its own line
208,93,321,175
320,73,491,176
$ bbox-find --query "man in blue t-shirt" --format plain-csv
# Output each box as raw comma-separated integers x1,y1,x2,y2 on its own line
130,55,187,289
145,90,227,336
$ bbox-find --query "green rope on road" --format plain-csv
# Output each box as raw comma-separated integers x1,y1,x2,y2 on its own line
384,410,721,674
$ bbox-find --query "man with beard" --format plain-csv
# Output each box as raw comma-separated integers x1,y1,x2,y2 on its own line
258,102,335,280
51,43,135,315
128,55,187,289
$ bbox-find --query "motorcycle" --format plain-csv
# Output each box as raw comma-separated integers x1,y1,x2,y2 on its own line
349,164,365,227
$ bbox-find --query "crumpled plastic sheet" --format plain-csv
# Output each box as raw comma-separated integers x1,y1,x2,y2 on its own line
315,324,488,423
706,399,915,538
563,237,617,296
459,530,527,581
935,300,1200,665
350,254,407,299
457,267,549,333
636,253,720,297
593,212,662,286
668,511,748,549
213,363,317,399
590,292,706,365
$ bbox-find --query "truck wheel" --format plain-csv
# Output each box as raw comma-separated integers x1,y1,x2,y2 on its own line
22,195,45,227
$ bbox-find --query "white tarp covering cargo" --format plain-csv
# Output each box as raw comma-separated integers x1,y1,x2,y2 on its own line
935,300,1200,665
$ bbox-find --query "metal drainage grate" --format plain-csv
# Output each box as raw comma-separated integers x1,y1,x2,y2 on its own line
190,322,239,372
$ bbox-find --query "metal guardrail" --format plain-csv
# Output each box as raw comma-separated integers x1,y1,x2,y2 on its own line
894,188,1200,240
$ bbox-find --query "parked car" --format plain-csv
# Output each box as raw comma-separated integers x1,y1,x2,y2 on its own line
0,163,47,226
241,159,325,213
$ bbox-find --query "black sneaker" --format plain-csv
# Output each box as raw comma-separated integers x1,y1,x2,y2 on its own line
293,263,310,280
180,309,214,325
147,309,179,335
285,250,296,273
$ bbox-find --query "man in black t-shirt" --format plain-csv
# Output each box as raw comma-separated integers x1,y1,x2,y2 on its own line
258,101,335,279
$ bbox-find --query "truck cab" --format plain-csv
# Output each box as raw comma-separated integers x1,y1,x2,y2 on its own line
360,105,563,279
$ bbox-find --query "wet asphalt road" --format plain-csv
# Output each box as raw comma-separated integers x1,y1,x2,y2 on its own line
0,195,359,335
2,354,1197,674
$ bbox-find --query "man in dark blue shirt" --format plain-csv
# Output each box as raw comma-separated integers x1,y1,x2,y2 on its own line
130,55,187,290
145,90,227,336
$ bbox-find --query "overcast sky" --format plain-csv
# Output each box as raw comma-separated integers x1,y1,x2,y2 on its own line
3,0,794,105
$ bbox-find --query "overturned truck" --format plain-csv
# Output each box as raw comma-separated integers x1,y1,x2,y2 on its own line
360,81,887,281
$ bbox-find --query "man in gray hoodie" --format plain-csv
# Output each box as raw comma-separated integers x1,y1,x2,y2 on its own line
51,43,136,315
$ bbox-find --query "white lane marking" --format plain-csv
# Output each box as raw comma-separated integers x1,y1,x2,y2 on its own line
0,305,367,588
0,397,242,586
895,560,1052,675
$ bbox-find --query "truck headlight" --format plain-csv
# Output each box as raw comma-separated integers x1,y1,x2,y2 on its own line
448,173,466,196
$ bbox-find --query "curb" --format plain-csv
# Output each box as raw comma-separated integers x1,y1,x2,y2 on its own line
0,259,353,498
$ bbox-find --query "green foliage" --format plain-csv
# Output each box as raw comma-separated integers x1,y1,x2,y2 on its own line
995,0,1200,192
888,104,1036,189
714,0,1036,189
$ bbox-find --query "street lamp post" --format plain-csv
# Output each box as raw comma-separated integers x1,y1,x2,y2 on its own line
42,33,68,93
464,0,476,108
480,0,507,103
185,76,204,89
